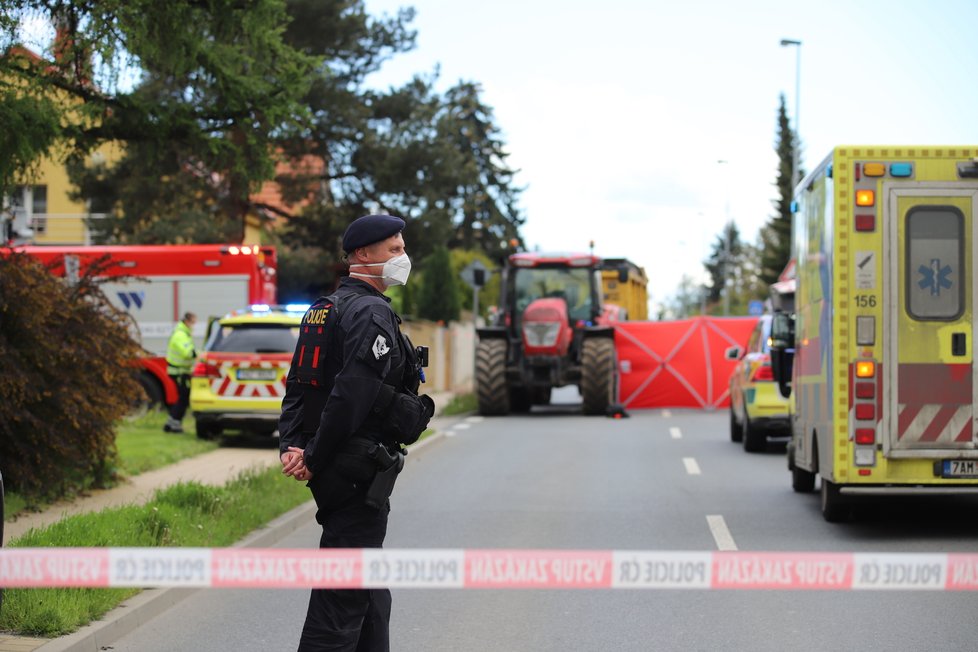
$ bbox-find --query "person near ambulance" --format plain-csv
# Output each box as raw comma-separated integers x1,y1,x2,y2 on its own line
164,312,197,433
278,214,435,651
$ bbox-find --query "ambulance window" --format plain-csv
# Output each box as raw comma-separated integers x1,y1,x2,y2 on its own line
906,207,964,321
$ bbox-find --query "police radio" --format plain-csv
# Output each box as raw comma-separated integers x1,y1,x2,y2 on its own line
416,345,429,368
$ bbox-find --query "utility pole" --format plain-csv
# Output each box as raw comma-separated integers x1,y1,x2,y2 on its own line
717,159,731,316
780,38,802,190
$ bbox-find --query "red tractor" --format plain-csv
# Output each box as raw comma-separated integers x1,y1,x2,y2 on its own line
475,252,620,415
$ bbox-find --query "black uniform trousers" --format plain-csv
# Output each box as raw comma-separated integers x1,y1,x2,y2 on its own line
167,373,191,421
298,492,391,652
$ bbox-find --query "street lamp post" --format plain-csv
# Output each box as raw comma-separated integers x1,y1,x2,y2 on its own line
780,38,802,191
717,159,731,316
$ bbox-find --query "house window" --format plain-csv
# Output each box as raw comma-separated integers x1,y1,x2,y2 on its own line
30,185,47,234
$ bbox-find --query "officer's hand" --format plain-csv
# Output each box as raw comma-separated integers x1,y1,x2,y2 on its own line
281,447,306,478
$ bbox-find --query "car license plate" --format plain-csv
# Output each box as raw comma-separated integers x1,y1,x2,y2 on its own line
941,460,978,478
237,368,277,381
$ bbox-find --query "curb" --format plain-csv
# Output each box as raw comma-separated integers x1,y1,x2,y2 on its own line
29,421,460,652
35,500,318,652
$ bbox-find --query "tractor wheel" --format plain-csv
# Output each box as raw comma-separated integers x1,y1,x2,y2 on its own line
581,338,616,415
475,339,510,415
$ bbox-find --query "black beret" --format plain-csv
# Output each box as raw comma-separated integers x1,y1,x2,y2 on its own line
342,214,406,253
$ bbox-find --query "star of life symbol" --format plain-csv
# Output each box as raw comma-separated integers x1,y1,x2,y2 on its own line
918,258,953,296
372,334,390,359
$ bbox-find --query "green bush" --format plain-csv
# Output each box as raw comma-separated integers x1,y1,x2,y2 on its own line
0,251,143,503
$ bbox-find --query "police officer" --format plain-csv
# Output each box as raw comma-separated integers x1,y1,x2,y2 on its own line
278,214,435,652
164,312,197,433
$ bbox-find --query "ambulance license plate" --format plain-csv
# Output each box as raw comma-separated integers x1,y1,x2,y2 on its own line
237,369,277,381
941,460,978,478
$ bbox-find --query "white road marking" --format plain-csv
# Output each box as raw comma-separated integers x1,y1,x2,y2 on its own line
669,427,682,439
682,457,701,475
662,409,672,418
706,515,738,551
465,416,484,423
453,423,471,430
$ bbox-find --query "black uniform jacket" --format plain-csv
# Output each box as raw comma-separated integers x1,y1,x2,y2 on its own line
278,277,430,475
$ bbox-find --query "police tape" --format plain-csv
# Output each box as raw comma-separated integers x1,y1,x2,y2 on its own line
2,548,978,590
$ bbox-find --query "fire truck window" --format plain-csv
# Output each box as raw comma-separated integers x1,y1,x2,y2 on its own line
208,325,300,353
906,206,963,321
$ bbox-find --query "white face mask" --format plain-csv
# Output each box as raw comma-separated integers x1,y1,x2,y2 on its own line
350,253,412,287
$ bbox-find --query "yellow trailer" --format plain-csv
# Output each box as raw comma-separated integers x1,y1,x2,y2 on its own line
600,258,648,321
772,145,978,521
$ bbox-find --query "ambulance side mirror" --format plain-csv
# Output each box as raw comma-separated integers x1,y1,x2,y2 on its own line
769,311,795,399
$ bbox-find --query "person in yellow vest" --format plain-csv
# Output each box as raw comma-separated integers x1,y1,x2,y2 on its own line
164,312,197,433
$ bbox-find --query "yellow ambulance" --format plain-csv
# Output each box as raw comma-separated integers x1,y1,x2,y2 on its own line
771,146,978,521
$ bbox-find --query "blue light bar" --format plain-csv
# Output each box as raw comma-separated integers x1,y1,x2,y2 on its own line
890,162,913,177
250,304,271,312
285,303,311,313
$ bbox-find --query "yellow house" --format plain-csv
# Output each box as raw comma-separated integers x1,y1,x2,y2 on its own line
2,45,120,245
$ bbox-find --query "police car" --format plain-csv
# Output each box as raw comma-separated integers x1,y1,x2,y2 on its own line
189,304,307,439
726,314,791,453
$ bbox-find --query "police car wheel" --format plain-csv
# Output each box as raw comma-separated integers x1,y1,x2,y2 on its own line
742,416,765,453
729,408,742,442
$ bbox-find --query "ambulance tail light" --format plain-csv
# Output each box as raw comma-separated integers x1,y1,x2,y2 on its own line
855,360,876,378
855,428,876,445
193,361,221,378
751,364,775,382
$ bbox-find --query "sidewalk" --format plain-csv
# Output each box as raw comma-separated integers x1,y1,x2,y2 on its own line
0,390,460,651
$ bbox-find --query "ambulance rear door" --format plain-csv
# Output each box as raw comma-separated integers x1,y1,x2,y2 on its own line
884,183,978,464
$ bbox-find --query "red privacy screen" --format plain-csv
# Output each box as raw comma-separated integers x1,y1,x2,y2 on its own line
614,316,759,409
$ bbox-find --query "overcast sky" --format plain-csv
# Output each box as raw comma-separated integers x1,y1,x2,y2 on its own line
365,0,978,309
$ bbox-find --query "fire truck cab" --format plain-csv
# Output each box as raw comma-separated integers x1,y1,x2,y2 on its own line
772,146,978,521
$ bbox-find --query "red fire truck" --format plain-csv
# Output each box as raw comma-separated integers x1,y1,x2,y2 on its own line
18,244,278,407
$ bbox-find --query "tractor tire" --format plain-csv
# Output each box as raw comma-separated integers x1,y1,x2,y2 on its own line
581,337,616,415
476,339,510,415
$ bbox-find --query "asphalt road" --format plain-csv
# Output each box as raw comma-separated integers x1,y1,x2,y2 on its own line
109,388,978,651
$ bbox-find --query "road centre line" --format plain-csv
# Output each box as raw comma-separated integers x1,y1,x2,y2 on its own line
682,457,701,475
669,427,682,439
706,515,738,551
465,416,484,423
452,423,471,430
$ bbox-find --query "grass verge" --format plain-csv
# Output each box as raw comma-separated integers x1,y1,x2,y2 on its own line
115,410,217,475
1,466,310,637
439,392,476,416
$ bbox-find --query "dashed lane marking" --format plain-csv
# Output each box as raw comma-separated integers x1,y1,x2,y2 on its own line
706,515,738,551
662,409,673,418
453,423,471,430
669,427,682,439
465,416,484,423
683,457,701,475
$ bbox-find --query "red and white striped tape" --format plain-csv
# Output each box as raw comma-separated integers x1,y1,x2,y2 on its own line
2,548,977,590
